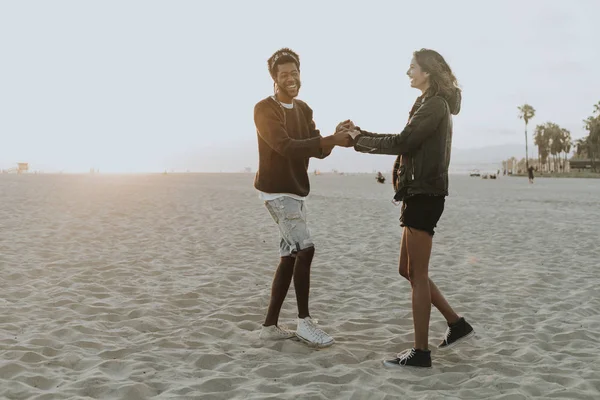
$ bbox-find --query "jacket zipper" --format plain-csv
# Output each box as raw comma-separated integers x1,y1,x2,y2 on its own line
354,141,378,153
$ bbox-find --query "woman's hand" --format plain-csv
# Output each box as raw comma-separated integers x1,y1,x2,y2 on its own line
336,120,355,133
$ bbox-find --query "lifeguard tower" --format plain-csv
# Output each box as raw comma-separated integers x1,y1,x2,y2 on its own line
17,163,29,174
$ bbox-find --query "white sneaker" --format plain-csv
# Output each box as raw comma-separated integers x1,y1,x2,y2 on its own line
295,317,335,348
259,325,295,340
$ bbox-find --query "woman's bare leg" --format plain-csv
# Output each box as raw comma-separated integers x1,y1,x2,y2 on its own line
405,227,432,350
399,232,459,324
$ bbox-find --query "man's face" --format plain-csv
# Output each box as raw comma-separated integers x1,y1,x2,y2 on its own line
274,62,301,100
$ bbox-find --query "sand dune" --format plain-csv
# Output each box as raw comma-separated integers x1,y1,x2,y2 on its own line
1,173,599,399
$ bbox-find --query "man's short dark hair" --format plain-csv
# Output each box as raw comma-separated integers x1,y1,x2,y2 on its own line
268,48,300,78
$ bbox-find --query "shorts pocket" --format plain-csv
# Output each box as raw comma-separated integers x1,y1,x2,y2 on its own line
265,201,280,224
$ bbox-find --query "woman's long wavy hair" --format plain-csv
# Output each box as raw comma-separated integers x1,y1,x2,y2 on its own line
413,49,460,104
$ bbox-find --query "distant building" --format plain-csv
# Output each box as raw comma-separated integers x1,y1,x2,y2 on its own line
569,159,593,170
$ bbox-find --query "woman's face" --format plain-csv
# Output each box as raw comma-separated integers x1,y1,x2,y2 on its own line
406,57,429,91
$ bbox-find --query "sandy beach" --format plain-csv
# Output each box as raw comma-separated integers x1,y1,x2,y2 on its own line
1,172,599,400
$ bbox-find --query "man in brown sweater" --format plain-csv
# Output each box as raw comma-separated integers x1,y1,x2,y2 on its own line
254,48,352,347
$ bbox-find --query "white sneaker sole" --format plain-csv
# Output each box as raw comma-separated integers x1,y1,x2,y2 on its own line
260,334,296,341
259,329,296,341
437,330,475,350
295,333,335,349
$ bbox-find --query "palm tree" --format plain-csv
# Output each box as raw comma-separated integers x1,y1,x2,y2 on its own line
533,124,545,171
562,129,572,172
583,101,600,171
533,125,544,170
574,137,589,159
535,123,554,172
547,125,560,172
518,104,536,169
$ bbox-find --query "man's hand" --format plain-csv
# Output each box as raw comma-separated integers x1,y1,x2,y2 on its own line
332,131,354,147
321,132,354,149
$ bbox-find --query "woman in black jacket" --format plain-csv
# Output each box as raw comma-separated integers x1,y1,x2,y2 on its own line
347,49,474,368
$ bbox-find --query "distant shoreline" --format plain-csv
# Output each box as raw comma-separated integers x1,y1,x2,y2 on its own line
3,171,599,178
510,171,600,179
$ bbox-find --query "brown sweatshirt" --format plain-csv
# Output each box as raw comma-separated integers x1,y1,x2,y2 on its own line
253,96,330,197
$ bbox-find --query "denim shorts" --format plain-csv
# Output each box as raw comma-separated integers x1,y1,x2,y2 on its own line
400,195,445,236
265,196,314,257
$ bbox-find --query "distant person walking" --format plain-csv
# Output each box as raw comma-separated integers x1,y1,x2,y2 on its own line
528,166,535,183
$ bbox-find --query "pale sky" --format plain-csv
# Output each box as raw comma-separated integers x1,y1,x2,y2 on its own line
1,0,599,173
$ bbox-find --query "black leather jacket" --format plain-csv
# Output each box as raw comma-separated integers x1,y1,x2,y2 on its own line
354,91,461,199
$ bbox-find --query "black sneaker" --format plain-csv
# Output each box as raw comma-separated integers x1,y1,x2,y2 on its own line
438,317,475,349
382,348,432,368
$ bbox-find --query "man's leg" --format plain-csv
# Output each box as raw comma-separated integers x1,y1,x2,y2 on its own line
263,199,297,328
293,244,334,347
264,255,295,326
275,198,315,320
274,198,333,347
293,246,314,319
399,232,459,324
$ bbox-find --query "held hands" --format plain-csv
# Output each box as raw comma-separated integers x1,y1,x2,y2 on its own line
336,119,355,133
321,120,359,149
334,119,360,146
